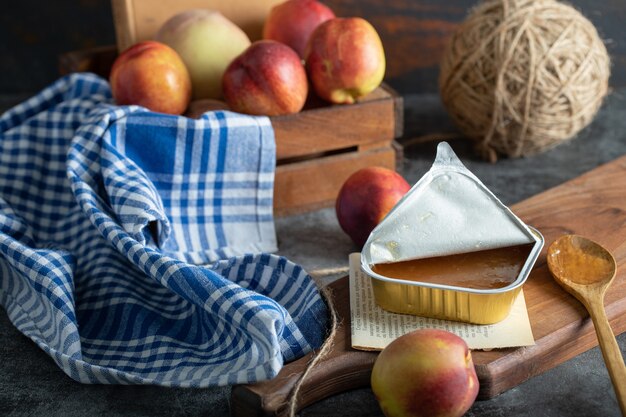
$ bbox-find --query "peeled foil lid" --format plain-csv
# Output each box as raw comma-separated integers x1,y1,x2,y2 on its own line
362,142,536,265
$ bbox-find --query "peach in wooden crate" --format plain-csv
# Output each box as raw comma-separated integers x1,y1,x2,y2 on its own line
60,0,403,215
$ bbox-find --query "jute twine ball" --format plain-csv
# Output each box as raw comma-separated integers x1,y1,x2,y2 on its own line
439,0,610,161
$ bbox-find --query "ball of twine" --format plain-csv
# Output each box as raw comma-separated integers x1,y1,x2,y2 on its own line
439,0,610,161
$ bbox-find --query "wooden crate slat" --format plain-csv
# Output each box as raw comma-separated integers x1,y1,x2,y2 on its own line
273,87,400,160
274,144,397,216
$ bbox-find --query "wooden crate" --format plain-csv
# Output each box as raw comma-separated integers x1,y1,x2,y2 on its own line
110,0,283,52
271,88,401,216
185,80,402,216
58,0,403,216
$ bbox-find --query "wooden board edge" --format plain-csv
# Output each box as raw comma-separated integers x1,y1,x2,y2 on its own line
475,296,626,399
230,276,379,417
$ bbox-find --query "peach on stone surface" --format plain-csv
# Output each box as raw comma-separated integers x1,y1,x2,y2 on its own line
335,166,410,248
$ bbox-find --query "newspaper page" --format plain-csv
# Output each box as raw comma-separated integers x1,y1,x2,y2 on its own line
349,253,535,351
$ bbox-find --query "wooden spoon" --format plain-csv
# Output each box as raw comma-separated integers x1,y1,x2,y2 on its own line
547,234,626,415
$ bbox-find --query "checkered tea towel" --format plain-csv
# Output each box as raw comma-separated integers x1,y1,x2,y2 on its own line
0,73,328,386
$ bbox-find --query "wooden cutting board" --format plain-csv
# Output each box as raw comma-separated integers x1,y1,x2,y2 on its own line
230,154,626,417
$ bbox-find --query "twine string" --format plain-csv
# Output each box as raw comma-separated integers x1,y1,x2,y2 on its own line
287,282,340,417
438,0,610,160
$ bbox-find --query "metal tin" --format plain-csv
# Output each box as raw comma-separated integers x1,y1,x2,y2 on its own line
360,142,544,324
362,228,543,324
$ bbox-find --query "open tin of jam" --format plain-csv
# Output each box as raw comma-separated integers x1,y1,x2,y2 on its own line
361,142,544,324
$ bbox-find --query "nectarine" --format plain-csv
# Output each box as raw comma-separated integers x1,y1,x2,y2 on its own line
156,9,251,100
335,166,410,248
305,17,386,104
263,0,335,58
109,41,191,115
222,40,308,116
371,329,479,417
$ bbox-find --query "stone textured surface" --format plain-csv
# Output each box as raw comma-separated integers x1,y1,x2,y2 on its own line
2,91,626,416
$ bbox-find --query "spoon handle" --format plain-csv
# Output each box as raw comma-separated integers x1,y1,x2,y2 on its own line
587,297,626,415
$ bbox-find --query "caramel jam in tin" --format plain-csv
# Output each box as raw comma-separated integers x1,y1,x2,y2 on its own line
371,243,534,290
361,142,544,324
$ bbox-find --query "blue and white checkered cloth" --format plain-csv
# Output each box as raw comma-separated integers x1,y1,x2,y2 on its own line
0,73,328,386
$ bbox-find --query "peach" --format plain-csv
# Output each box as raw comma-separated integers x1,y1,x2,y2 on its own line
262,0,335,58
335,166,410,248
156,9,251,99
109,40,191,115
371,329,479,417
305,17,386,104
222,40,308,116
